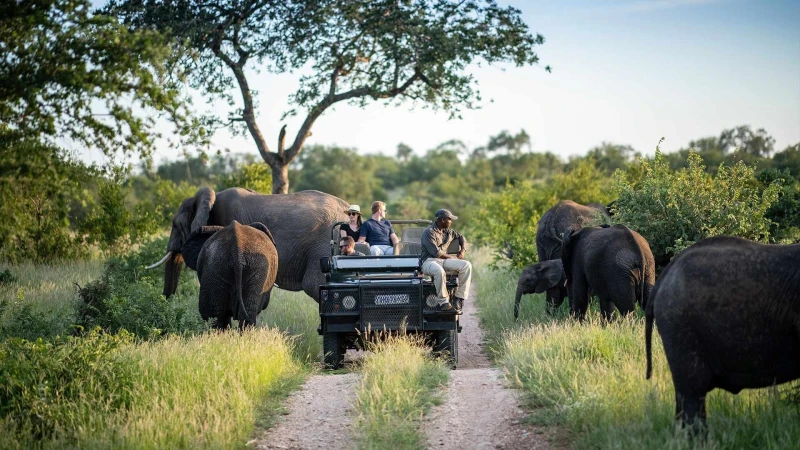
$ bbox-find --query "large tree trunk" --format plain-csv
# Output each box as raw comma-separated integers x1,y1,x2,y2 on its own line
271,163,289,195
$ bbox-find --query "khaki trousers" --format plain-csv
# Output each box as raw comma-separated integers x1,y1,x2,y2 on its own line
422,258,472,302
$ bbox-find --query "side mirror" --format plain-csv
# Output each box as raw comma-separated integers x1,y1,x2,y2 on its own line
320,256,332,273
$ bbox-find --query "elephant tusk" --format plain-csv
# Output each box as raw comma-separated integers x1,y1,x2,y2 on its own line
145,252,173,270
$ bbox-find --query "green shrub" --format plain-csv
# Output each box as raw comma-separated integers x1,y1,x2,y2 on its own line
0,329,137,440
757,168,800,243
468,159,612,269
613,149,780,265
75,237,206,339
0,269,17,285
217,161,273,194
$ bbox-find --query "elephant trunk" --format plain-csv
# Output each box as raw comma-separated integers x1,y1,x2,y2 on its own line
514,282,524,320
163,253,184,299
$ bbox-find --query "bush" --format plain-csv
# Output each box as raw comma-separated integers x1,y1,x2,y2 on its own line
75,237,206,339
0,329,137,440
613,150,780,266
468,159,613,269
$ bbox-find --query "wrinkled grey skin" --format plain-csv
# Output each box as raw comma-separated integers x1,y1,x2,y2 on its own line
181,221,278,329
535,200,610,313
156,187,349,301
560,224,655,321
514,259,565,320
645,236,800,433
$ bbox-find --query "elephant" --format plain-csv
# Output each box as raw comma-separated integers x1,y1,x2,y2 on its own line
645,236,800,432
147,187,349,301
560,224,655,321
513,259,565,320
535,200,610,314
180,221,278,329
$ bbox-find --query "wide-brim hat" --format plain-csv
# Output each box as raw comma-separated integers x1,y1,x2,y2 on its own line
346,204,362,215
435,209,458,220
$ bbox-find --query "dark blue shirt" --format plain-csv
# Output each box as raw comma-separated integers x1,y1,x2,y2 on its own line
359,219,395,246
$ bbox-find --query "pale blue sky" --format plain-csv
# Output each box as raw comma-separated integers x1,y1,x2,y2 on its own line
81,0,800,165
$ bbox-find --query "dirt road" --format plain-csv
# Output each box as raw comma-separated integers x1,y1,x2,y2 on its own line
254,284,559,449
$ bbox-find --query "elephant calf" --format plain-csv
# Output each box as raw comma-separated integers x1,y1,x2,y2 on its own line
514,259,566,319
561,224,655,321
182,221,278,330
646,236,800,432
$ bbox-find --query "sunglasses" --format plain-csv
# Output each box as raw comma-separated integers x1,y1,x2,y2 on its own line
339,245,348,249
349,212,359,216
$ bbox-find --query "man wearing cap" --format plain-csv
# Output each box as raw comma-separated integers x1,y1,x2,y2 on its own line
420,209,471,313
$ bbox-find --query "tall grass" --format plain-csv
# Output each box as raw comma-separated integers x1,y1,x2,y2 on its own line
0,328,304,450
257,288,321,364
474,256,800,449
354,334,449,450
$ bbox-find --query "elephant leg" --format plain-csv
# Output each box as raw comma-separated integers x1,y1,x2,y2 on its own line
675,391,708,437
598,296,616,322
546,287,566,315
213,313,232,330
569,276,590,321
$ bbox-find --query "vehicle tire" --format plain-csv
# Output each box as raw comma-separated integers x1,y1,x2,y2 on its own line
323,332,345,369
434,328,458,366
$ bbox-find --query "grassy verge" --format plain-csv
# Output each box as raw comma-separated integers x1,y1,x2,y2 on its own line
354,335,449,450
0,328,304,449
473,251,800,449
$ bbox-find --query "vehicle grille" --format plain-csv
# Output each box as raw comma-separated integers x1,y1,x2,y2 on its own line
361,286,421,330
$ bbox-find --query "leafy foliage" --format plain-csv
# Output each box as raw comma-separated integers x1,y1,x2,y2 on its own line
0,0,202,158
613,149,780,265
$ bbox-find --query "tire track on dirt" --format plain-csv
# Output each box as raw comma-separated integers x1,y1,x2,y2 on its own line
424,284,563,450
254,372,360,450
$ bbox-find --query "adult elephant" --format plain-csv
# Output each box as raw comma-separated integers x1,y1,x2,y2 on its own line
560,224,655,321
645,236,800,432
147,187,349,301
181,221,278,329
535,200,610,314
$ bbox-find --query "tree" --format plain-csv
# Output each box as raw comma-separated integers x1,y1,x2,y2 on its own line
0,0,199,158
773,143,800,177
718,125,775,157
396,143,414,162
106,0,549,194
578,142,638,174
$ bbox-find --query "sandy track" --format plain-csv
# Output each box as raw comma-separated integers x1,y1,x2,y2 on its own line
254,281,562,450
424,285,561,450
254,373,360,449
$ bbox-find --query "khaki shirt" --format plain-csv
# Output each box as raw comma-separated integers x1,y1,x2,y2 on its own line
420,224,466,262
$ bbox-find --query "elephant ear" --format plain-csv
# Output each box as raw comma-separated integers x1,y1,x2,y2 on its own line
247,222,275,245
534,260,564,293
189,187,216,234
181,225,224,271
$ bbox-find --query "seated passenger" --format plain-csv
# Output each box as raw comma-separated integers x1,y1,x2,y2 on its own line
339,236,365,256
341,205,362,242
358,201,399,256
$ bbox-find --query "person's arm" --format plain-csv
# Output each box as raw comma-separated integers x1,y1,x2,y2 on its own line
390,233,399,245
340,229,347,239
358,222,368,243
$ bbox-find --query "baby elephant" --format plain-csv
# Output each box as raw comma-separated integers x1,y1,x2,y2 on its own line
514,259,566,319
646,236,800,433
181,220,278,330
561,224,655,321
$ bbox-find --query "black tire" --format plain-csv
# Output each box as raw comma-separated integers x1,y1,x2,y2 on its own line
323,332,345,369
434,328,459,367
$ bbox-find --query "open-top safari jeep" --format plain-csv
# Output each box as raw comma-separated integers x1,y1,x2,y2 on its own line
318,220,461,369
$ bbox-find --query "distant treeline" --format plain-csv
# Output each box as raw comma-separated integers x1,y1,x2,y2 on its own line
1,126,798,263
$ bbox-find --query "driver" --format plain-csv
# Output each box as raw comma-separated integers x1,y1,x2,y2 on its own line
420,209,471,313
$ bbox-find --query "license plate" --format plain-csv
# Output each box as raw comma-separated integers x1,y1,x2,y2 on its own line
373,294,410,305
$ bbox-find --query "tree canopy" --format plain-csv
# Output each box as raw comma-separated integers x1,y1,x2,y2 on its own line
0,0,200,158
105,0,549,193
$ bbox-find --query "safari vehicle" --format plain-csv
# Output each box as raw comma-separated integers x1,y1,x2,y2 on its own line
318,220,461,369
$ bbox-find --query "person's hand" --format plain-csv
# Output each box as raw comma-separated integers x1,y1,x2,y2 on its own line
457,249,465,259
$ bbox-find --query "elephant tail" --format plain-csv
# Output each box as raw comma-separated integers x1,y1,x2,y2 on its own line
645,281,656,380
235,259,253,325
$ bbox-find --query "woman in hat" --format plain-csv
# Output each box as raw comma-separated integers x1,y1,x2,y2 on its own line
341,205,363,242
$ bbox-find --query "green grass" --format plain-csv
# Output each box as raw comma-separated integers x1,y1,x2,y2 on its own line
354,334,450,450
0,328,304,449
473,251,800,449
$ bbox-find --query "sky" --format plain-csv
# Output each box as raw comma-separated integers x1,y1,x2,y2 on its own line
80,0,800,166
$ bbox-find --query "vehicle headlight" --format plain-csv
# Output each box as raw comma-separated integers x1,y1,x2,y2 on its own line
426,294,439,308
342,295,356,310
